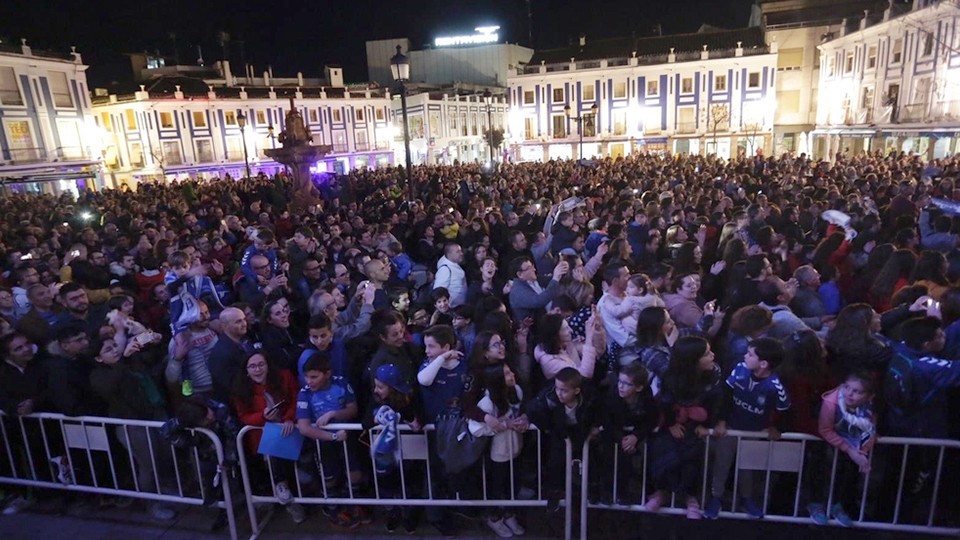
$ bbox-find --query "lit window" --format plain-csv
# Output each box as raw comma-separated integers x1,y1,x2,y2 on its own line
332,109,342,122
125,109,137,130
309,109,318,123
646,79,659,96
552,87,564,103
523,90,535,104
681,77,694,94
582,84,595,101
375,108,385,121
614,81,627,98
867,46,878,69
356,108,365,121
256,110,266,124
843,53,854,74
892,38,903,63
224,111,237,125
714,75,727,92
159,112,174,129
192,111,207,128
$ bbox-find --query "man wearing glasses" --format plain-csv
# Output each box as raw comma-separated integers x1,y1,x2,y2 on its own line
508,256,568,322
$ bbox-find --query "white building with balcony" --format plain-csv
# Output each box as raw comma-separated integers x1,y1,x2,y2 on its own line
0,41,101,193
755,0,888,156
388,90,509,165
92,75,397,188
506,27,779,161
815,0,960,159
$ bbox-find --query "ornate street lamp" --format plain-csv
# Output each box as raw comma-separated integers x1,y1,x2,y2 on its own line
237,111,251,179
390,45,414,201
564,102,598,162
483,88,494,164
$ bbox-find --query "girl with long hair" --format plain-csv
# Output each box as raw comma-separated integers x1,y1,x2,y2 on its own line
645,336,723,519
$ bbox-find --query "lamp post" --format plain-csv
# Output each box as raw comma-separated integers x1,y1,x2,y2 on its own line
564,102,598,162
237,111,251,179
483,88,494,164
390,45,414,202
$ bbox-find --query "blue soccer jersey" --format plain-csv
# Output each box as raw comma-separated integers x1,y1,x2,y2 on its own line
418,359,468,422
296,376,356,422
725,362,790,431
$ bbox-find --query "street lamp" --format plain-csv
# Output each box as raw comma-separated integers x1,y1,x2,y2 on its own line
390,45,414,202
236,111,251,179
483,88,494,165
564,102,598,162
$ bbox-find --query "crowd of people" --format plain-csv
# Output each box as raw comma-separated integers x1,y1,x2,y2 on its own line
1,150,960,536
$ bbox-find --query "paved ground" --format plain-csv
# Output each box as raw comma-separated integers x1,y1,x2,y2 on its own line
0,494,954,539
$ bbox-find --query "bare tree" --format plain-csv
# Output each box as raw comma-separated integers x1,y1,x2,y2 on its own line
704,103,730,155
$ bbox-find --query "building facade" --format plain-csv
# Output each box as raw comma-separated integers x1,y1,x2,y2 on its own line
0,41,101,193
92,79,397,187
506,28,779,161
756,0,887,156
388,91,509,165
815,0,960,159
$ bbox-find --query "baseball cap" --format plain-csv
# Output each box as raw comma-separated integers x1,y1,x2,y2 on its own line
375,364,412,393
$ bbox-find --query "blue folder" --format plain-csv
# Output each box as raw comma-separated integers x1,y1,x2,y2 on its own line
257,422,305,461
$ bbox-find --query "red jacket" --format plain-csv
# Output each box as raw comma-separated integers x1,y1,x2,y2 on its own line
232,369,300,454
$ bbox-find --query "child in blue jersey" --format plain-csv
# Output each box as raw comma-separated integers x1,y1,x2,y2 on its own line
165,251,225,333
417,325,467,423
704,336,791,519
415,324,465,535
240,228,280,281
295,353,365,528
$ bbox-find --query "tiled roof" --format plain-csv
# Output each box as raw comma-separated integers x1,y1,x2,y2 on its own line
530,27,767,65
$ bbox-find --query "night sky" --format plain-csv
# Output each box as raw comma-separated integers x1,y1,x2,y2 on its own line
0,0,752,87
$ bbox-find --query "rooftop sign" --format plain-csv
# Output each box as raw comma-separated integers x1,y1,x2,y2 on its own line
434,26,500,48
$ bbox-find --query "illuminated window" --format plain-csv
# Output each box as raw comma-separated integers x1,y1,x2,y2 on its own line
159,112,174,129
48,71,73,107
224,111,237,125
867,46,878,69
524,117,535,138
777,48,803,70
523,90,535,104
843,52,854,74
892,38,903,63
129,142,144,166
356,108,365,121
681,77,694,94
256,110,266,124
582,84,595,101
552,87,564,103
0,66,23,105
125,109,137,130
747,72,761,89
646,79,659,97
332,109,342,122
309,109,318,123
195,139,214,162
375,108,385,121
552,115,566,138
100,112,113,132
192,111,207,128
162,140,182,165
613,81,627,98
714,75,727,92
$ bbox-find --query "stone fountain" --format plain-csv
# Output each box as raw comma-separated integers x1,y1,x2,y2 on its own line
265,97,332,211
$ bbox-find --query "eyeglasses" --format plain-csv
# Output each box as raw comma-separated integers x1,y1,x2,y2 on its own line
247,363,267,371
617,379,636,387
489,341,506,349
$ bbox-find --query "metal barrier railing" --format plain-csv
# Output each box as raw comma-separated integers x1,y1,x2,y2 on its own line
579,429,960,539
236,423,574,540
0,412,239,540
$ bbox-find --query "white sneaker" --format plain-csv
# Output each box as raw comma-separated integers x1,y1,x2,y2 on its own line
149,503,177,521
50,456,73,485
286,502,306,524
504,515,525,535
487,517,514,538
275,481,293,505
2,496,33,515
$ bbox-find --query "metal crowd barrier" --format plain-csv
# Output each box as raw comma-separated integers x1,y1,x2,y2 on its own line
0,412,239,540
236,423,576,540
579,429,960,539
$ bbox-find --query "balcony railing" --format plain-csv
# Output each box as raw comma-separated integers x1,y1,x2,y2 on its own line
1,146,95,165
933,100,960,121
900,102,929,123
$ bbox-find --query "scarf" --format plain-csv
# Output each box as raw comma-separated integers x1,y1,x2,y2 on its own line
372,405,400,474
837,389,875,437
